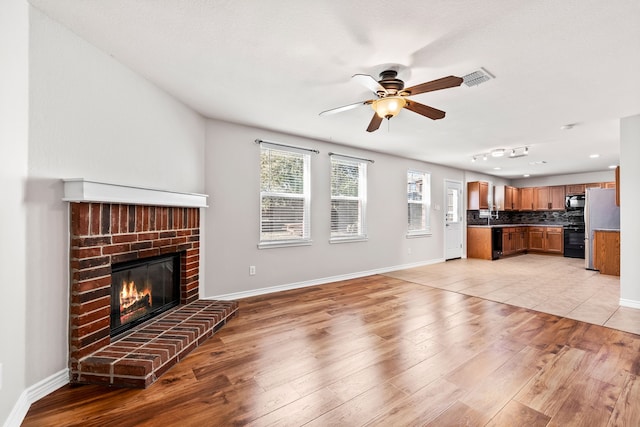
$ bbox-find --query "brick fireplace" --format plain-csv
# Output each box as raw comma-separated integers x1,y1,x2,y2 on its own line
65,180,237,388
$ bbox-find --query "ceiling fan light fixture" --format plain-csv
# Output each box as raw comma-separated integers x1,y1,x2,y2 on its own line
372,96,406,119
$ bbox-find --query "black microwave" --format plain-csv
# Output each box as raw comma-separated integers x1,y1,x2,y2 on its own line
565,194,585,209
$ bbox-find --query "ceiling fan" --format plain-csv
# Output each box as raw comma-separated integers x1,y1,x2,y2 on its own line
320,70,463,132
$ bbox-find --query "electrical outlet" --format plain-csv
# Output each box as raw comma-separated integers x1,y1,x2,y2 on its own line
249,266,256,276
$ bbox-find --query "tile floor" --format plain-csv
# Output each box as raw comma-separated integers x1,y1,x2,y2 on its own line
384,254,640,336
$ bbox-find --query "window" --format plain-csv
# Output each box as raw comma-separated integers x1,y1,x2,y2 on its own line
407,170,431,236
259,143,311,248
330,155,367,242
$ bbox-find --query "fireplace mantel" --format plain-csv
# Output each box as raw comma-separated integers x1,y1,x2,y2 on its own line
63,178,208,208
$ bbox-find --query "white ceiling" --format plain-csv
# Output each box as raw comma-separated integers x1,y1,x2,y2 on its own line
29,0,640,179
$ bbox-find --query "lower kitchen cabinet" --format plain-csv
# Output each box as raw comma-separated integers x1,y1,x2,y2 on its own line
467,226,562,260
528,226,563,254
502,227,528,256
593,230,620,276
467,227,493,260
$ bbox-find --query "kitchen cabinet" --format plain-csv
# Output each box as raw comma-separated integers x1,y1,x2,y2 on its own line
519,188,534,211
528,226,563,254
502,228,514,255
467,227,492,260
593,230,620,276
515,227,528,252
533,186,565,210
604,182,616,189
585,182,603,189
533,187,549,210
502,227,528,256
494,185,519,211
566,184,586,195
468,181,489,210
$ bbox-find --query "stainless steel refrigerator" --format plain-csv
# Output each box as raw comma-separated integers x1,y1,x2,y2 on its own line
585,188,620,270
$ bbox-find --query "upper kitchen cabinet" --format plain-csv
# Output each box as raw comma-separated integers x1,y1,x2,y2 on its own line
585,182,603,189
519,187,534,211
468,181,489,210
566,184,586,195
533,186,565,211
494,185,519,211
566,182,614,195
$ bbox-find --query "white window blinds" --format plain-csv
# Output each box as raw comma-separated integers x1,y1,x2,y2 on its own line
259,143,311,247
407,169,431,236
330,155,367,242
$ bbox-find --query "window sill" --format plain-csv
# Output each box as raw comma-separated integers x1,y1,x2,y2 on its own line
258,240,312,249
329,236,368,244
406,231,432,239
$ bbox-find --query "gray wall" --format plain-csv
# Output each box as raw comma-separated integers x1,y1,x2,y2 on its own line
204,119,466,298
620,115,640,305
1,6,206,425
0,0,29,422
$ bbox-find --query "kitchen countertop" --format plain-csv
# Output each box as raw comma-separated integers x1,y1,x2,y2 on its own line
467,224,567,228
592,228,620,232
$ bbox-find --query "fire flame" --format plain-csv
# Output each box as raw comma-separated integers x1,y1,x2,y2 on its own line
120,280,152,311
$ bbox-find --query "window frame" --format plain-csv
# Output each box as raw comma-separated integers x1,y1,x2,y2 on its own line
258,142,312,249
330,154,368,243
406,169,432,238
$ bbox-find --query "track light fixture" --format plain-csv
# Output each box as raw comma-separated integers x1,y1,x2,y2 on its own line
471,146,530,162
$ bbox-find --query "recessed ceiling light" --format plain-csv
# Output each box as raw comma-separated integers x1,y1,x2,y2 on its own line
523,174,530,177
560,124,575,130
609,165,617,169
491,149,505,157
590,154,600,158
493,167,501,170
529,160,547,165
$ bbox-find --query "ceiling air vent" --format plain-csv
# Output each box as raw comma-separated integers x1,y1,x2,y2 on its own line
462,67,495,87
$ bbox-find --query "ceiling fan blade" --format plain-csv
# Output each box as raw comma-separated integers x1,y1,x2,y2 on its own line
404,100,446,120
352,74,387,95
404,75,463,96
366,113,383,132
319,100,370,116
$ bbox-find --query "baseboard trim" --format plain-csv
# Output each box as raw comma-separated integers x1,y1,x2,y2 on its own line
4,369,69,427
619,298,640,310
206,259,445,301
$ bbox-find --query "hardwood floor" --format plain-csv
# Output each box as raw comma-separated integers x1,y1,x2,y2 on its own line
24,263,640,426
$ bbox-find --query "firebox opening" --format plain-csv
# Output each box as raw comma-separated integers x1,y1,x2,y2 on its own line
110,252,181,337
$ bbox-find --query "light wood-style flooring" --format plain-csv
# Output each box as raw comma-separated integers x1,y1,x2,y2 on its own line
23,255,640,426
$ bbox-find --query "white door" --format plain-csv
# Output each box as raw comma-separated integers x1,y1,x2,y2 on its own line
445,180,463,260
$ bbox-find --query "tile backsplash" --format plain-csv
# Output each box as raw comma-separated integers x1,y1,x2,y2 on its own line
467,209,584,226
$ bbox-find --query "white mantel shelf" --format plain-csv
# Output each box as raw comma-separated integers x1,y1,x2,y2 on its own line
62,179,209,208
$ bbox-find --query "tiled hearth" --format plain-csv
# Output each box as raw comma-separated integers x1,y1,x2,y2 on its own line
66,181,237,388
77,299,237,388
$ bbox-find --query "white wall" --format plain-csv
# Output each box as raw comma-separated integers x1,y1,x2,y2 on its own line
204,119,465,297
8,6,206,415
0,0,29,423
511,170,615,188
620,114,640,306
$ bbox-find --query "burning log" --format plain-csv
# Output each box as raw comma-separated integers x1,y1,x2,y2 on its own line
121,293,151,316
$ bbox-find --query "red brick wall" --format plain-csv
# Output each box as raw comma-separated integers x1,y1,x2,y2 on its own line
69,202,200,369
